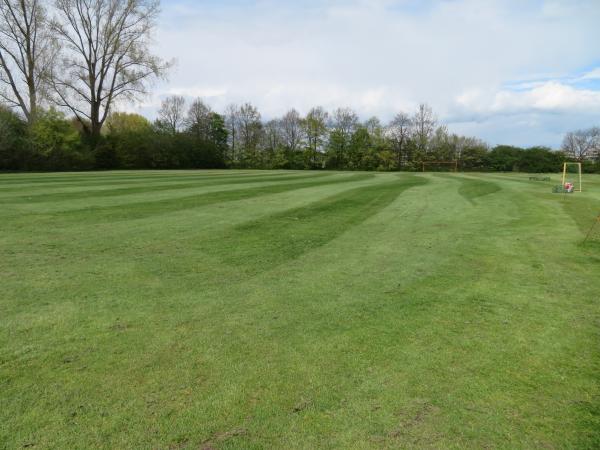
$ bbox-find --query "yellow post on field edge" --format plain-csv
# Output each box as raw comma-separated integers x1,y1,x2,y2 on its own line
562,162,582,192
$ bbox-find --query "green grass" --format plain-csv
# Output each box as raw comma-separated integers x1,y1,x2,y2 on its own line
1,170,599,449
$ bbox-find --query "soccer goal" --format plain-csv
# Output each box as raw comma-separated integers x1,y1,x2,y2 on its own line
561,162,582,192
421,160,459,172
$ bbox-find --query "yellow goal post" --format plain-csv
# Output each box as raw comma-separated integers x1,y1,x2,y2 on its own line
561,162,582,192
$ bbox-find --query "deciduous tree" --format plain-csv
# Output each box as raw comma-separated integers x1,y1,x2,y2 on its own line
412,103,435,154
157,95,185,134
185,98,212,140
387,112,412,168
0,0,53,122
237,102,262,166
302,106,328,154
280,108,303,152
49,0,169,142
561,128,600,161
331,107,358,141
224,103,239,164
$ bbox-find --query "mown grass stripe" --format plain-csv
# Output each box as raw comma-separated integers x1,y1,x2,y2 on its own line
0,173,332,204
0,171,304,191
0,170,255,183
1,173,376,227
196,174,429,278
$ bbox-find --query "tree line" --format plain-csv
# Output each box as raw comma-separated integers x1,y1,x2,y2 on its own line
1,0,599,173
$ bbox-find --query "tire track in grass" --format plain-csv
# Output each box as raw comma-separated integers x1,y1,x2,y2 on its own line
1,173,331,204
3,174,376,227
194,175,429,278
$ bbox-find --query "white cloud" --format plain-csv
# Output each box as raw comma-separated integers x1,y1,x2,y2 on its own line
579,68,600,80
456,82,600,115
126,0,600,146
493,82,600,112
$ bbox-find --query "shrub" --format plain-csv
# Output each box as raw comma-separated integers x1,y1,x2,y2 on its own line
28,109,94,170
0,106,28,170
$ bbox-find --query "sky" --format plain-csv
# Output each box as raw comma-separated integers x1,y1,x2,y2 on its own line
129,0,600,148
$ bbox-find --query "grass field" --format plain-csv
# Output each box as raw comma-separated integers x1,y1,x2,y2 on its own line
1,170,599,449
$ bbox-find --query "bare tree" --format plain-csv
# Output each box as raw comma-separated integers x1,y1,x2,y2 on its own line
331,107,358,140
185,97,211,139
0,0,53,122
302,106,328,153
224,103,240,164
413,103,436,153
365,116,383,138
562,127,600,161
48,0,169,141
280,108,303,152
387,112,412,167
263,119,281,151
157,95,185,134
237,102,262,161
